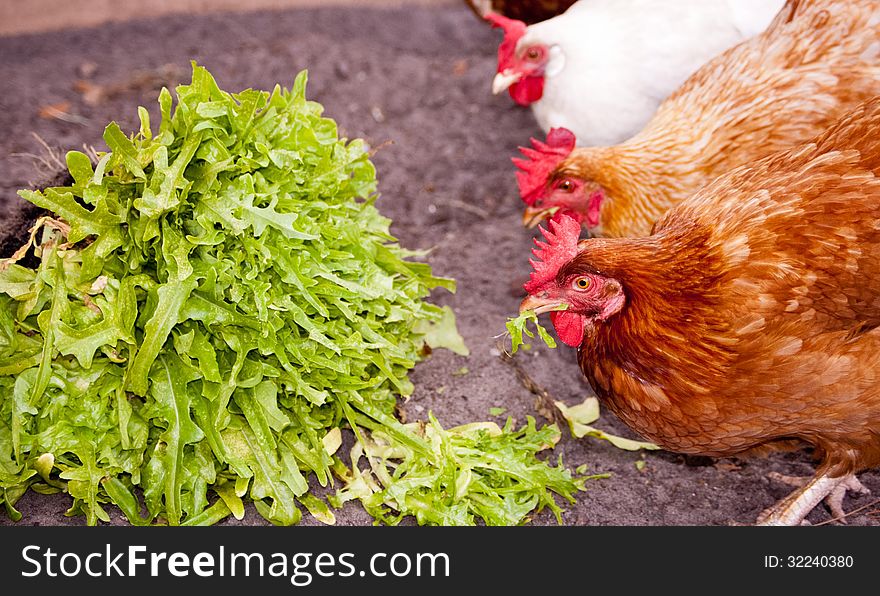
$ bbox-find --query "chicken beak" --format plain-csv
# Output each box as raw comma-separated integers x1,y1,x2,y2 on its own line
493,70,522,95
519,294,566,315
522,206,555,228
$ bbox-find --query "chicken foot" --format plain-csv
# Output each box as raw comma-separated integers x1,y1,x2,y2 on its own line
757,472,870,526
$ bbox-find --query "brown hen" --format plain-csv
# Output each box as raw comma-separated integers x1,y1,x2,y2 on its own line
520,97,880,525
516,0,880,238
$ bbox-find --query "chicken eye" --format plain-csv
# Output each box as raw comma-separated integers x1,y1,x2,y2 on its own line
557,179,574,192
575,277,591,290
526,47,541,60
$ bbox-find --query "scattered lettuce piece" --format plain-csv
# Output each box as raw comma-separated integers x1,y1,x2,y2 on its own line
489,406,506,417
414,305,469,356
330,411,594,526
555,398,660,451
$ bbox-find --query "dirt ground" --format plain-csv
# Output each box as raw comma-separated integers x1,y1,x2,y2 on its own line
0,0,454,36
1,4,877,526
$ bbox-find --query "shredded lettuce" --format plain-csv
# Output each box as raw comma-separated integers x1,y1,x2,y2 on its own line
0,63,583,526
331,409,591,526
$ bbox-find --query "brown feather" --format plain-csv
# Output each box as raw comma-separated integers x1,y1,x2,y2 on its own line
558,0,880,238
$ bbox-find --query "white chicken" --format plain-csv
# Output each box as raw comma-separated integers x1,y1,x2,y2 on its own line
489,0,786,146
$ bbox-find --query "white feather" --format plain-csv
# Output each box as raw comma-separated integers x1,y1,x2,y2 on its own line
517,0,786,146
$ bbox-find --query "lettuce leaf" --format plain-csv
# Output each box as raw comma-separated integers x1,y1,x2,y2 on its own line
506,310,557,354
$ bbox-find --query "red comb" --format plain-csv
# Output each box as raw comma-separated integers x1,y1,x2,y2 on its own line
485,12,527,71
524,213,583,294
512,128,577,205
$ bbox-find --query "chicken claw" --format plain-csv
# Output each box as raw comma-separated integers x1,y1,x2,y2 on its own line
759,472,871,525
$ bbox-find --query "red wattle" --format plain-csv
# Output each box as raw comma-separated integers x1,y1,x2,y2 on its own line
550,310,586,347
509,76,544,106
587,191,603,228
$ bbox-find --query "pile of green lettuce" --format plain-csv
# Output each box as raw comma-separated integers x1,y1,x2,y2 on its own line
0,64,583,526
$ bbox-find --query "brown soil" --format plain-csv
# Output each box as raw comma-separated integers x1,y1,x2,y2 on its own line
0,0,453,36
0,4,877,526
